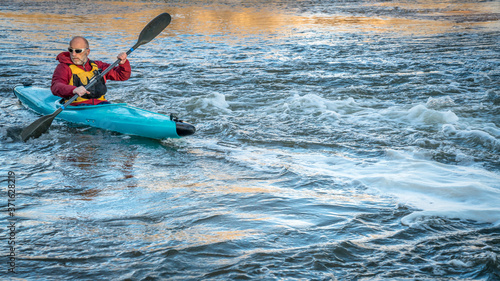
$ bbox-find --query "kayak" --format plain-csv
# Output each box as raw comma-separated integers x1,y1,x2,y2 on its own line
13,85,195,139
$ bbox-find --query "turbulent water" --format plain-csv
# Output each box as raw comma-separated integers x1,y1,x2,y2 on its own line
1,0,499,280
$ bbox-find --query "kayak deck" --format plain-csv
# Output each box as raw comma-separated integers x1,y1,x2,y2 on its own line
13,85,195,139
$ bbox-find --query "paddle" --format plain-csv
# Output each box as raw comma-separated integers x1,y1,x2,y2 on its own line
20,12,172,142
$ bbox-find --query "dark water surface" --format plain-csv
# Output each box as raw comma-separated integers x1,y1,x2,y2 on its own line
1,0,499,280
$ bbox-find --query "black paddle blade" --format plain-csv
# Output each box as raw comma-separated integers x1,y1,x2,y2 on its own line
20,113,57,142
135,13,171,48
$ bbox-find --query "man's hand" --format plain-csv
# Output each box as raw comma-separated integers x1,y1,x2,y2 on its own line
73,86,90,97
118,52,128,65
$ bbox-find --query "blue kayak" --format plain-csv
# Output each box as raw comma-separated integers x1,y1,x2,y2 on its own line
13,85,195,139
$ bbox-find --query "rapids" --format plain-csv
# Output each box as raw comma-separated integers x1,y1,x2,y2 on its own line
1,0,499,280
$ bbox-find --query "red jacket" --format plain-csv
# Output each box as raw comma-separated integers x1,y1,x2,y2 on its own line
51,52,131,104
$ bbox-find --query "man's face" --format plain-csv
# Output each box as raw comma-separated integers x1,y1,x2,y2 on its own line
69,39,89,66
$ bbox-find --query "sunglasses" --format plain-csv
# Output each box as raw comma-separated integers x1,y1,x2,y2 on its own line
68,48,87,54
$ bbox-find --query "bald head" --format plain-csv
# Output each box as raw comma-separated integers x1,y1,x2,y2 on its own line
68,36,90,66
70,36,89,48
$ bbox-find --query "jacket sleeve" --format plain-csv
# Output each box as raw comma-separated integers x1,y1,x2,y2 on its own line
51,63,77,99
97,60,131,81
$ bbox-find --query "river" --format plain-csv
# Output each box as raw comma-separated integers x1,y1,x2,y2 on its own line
0,0,499,280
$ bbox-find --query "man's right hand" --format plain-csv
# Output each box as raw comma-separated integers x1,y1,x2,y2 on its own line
73,86,90,97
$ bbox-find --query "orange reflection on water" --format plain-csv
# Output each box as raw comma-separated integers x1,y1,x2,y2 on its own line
1,0,498,49
167,227,257,248
304,14,498,35
375,0,500,17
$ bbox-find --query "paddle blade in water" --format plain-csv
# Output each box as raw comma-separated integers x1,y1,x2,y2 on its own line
20,113,56,142
6,126,23,142
135,13,171,47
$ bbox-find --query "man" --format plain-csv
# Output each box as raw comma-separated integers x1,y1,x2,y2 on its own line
51,36,131,106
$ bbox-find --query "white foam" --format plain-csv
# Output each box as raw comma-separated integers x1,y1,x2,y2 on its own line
441,124,500,151
356,150,500,224
188,92,231,115
457,129,500,151
274,93,361,120
193,139,500,225
187,90,498,225
407,104,459,124
448,259,472,268
441,124,458,136
425,96,456,109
